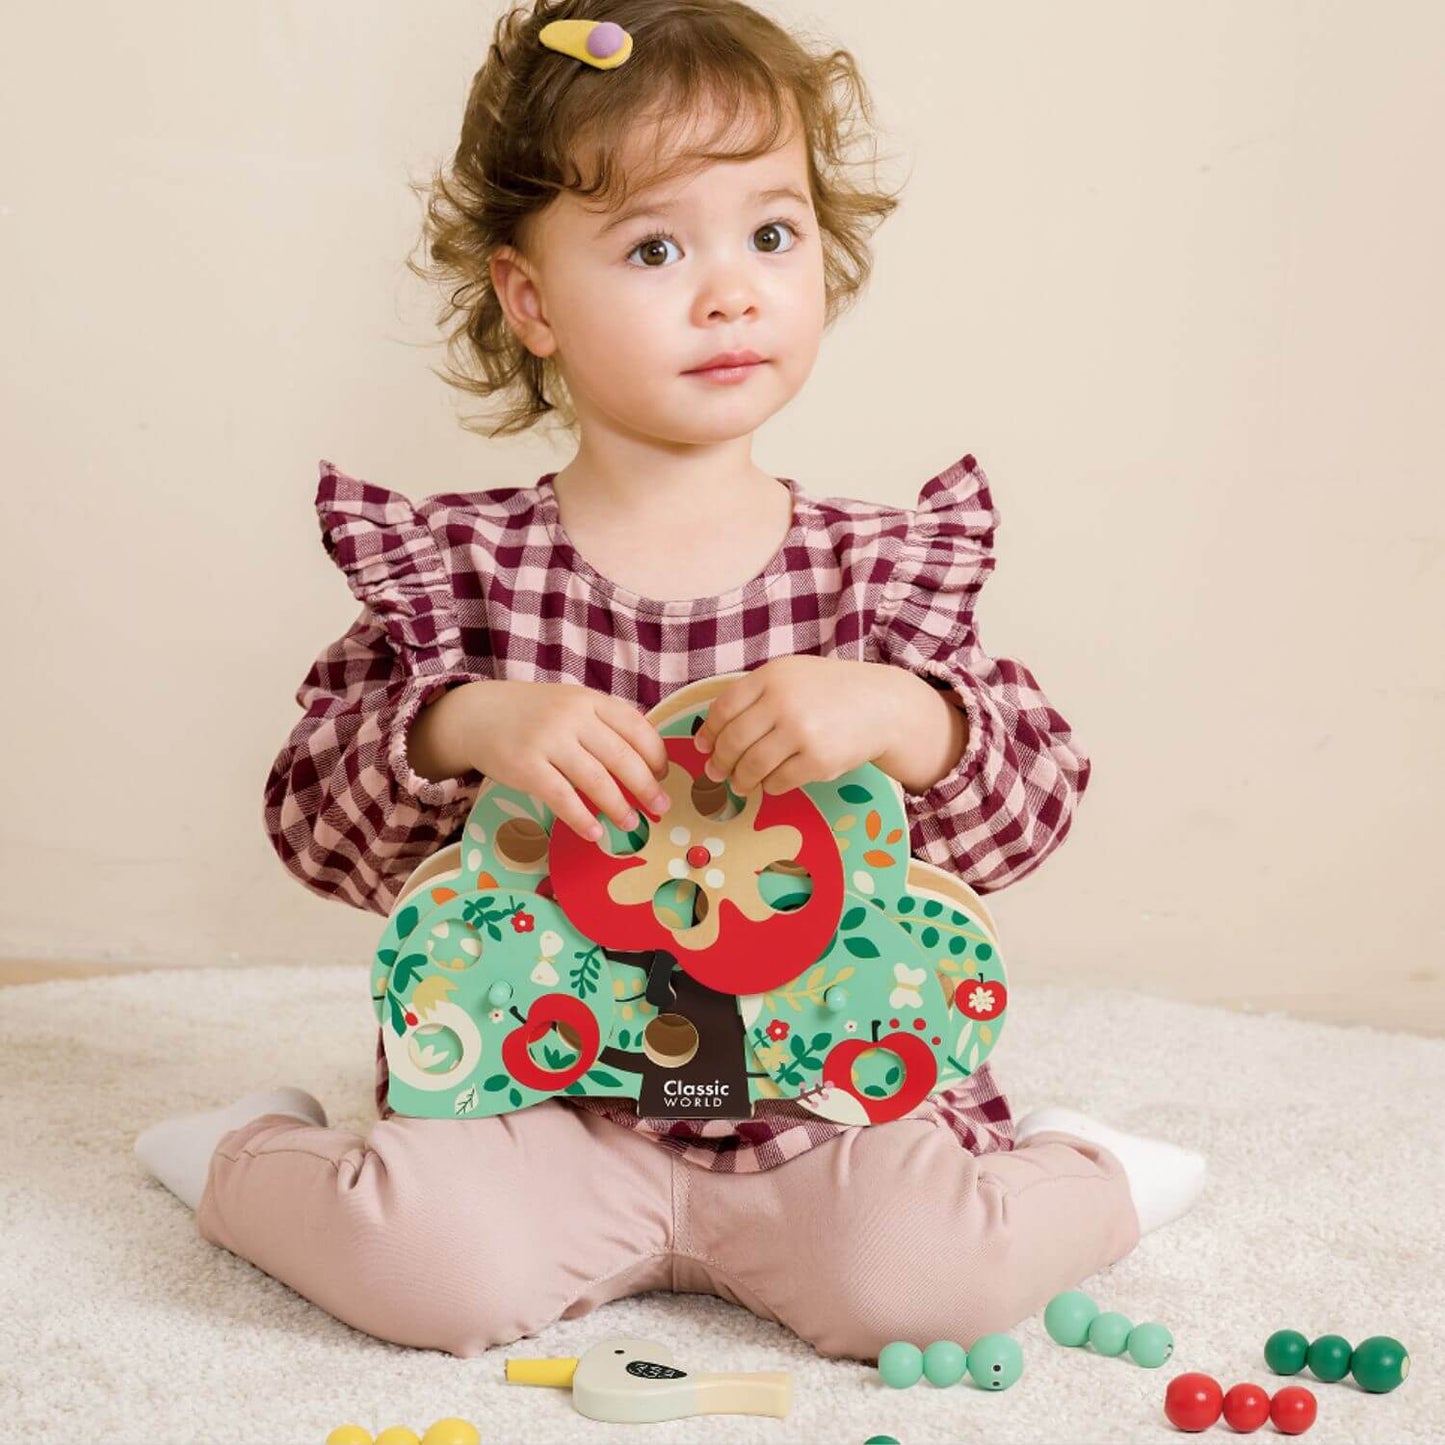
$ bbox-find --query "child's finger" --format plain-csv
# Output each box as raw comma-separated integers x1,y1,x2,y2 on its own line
563,742,642,834
534,762,607,841
582,724,670,821
600,696,671,781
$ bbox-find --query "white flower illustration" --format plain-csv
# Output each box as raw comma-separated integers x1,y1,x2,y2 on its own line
967,985,998,1016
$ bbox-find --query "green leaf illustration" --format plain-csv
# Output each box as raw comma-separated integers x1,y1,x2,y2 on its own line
837,783,872,804
843,936,880,959
569,948,603,999
483,1073,510,1092
393,952,428,992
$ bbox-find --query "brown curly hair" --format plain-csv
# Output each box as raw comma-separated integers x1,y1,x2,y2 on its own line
404,0,907,440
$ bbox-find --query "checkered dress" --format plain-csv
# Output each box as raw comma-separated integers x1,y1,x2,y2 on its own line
265,452,1093,1172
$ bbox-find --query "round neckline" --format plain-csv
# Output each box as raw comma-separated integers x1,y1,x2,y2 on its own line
535,471,806,617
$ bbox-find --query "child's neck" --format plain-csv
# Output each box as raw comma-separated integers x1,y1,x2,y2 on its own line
550,463,795,603
551,449,779,528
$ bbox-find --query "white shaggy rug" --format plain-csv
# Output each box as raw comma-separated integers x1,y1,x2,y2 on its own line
0,966,1439,1445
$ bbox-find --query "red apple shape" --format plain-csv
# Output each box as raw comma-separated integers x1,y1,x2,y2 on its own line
821,1032,938,1123
956,979,1008,1020
501,993,600,1093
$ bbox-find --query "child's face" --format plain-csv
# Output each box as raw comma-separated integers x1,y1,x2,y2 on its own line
491,103,827,445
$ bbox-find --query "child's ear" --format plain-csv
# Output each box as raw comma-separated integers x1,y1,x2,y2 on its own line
489,245,558,359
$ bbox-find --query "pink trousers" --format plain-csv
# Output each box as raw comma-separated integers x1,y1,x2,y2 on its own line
196,1101,1138,1362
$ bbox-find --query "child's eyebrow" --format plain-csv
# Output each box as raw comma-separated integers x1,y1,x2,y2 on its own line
595,184,811,237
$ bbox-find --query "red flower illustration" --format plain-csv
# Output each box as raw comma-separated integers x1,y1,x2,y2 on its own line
512,911,535,934
766,1019,791,1042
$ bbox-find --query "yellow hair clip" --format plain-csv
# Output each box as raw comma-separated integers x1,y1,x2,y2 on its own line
539,18,633,70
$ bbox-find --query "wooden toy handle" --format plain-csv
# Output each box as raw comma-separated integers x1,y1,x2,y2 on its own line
692,1370,792,1417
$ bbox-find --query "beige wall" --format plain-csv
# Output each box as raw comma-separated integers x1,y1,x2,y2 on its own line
3,2,1441,1035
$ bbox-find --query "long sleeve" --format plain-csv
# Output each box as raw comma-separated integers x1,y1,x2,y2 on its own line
262,462,488,916
865,455,1092,892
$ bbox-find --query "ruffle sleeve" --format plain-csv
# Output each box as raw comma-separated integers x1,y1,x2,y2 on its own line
867,453,1091,891
869,453,999,803
315,459,466,670
311,460,484,814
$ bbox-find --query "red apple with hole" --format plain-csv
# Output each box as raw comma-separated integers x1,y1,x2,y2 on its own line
821,1030,938,1122
500,993,600,1092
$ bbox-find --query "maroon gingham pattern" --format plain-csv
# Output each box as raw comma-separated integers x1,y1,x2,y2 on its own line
267,452,1093,1170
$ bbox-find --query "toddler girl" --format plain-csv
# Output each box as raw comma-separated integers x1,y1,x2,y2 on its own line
135,0,1205,1362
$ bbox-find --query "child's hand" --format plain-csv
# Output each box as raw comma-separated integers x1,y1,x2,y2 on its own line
448,680,672,840
693,656,909,797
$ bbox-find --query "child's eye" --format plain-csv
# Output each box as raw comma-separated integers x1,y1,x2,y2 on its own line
625,217,806,269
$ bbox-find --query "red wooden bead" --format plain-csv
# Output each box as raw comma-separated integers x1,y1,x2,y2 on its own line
685,844,711,869
1222,1382,1271,1432
1270,1385,1317,1435
1164,1373,1224,1432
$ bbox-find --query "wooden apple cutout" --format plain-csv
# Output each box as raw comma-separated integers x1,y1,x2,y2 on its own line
821,1031,939,1123
548,733,845,995
954,978,1008,1020
500,991,600,1092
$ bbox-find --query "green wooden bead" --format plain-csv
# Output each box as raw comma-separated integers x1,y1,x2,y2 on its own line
921,1339,968,1387
1087,1311,1134,1357
1126,1321,1175,1368
877,1340,923,1389
1350,1335,1409,1394
824,985,850,1011
486,980,513,1007
1307,1333,1353,1382
1043,1290,1099,1346
966,1333,1023,1390
1265,1329,1309,1375
865,1437,901,1444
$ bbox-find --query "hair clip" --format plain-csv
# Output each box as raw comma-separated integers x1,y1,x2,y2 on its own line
539,18,633,70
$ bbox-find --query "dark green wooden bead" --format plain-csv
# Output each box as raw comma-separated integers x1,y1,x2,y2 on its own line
1307,1333,1353,1382
1264,1329,1309,1375
1350,1336,1409,1393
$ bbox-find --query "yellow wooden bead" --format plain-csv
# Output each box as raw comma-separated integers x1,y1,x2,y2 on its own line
326,1429,373,1445
375,1429,422,1445
421,1421,481,1445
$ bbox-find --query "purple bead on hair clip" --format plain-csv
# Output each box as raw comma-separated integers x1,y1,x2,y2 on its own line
539,18,634,70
